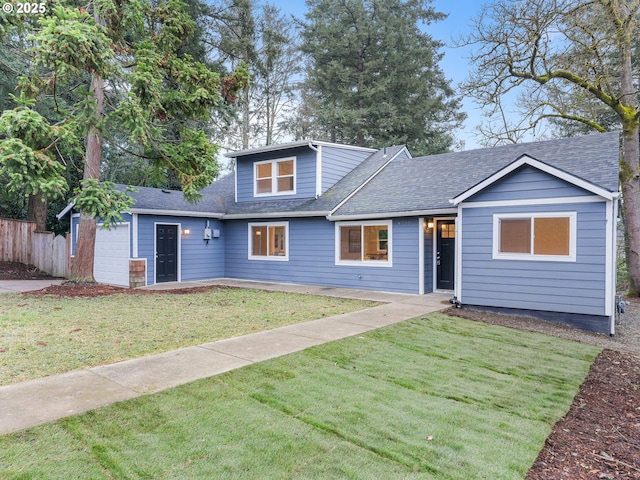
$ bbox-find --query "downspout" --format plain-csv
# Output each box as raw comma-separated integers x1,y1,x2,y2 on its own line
308,142,321,198
610,193,620,336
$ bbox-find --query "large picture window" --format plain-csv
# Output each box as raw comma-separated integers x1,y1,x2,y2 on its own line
336,221,392,266
254,158,295,196
249,222,288,260
493,213,576,261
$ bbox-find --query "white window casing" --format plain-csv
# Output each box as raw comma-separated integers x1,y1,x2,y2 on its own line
492,212,577,262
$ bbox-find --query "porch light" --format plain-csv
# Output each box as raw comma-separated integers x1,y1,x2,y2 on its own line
182,227,191,236
427,222,434,229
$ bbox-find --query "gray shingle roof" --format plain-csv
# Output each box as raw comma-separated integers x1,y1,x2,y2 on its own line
114,132,619,219
119,173,234,215
331,132,619,217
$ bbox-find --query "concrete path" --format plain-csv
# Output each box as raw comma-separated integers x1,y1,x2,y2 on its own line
0,279,64,294
0,279,451,435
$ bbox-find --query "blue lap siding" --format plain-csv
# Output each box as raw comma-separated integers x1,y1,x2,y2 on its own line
224,217,422,294
459,166,610,318
135,215,225,285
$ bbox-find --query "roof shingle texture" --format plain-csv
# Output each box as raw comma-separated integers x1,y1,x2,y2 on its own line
332,132,619,216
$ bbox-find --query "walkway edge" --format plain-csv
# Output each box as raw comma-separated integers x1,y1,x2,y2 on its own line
0,287,450,435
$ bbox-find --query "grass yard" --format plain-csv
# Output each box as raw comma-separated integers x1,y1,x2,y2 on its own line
0,288,376,385
1,313,600,479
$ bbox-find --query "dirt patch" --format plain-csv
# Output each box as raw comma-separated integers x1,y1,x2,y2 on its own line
0,261,59,280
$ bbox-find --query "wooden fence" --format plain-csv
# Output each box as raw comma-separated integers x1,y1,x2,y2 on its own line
0,218,69,278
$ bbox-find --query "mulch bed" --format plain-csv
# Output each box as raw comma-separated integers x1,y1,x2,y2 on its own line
2,261,639,477
0,261,61,280
527,349,640,479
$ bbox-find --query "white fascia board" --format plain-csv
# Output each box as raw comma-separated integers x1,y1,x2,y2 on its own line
56,200,76,219
223,211,330,220
223,140,376,158
130,208,224,218
450,155,615,205
328,208,457,221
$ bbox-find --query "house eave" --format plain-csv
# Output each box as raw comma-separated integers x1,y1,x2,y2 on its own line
224,140,377,158
222,210,330,220
328,208,457,221
130,208,224,218
450,155,616,205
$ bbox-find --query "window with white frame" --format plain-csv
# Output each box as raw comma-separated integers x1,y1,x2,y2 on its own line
336,221,392,266
254,158,295,196
493,212,577,261
248,222,289,260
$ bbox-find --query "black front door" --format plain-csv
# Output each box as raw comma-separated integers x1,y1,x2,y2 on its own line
156,224,178,283
436,220,455,290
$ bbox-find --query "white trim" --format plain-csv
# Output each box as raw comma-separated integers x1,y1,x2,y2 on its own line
223,140,376,158
56,200,76,219
329,147,409,216
604,199,613,318
132,213,138,258
234,161,238,204
609,197,619,335
314,144,322,197
224,211,329,220
334,220,393,268
455,212,463,301
131,208,223,218
492,212,577,262
451,155,615,205
329,208,457,222
254,157,297,197
248,221,290,261
154,222,182,284
418,217,425,295
432,217,456,291
459,195,606,209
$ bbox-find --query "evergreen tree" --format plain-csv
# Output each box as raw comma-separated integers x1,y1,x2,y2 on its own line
299,0,465,155
0,0,248,281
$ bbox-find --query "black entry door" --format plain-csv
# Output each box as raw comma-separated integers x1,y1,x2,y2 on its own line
436,220,456,290
156,224,178,283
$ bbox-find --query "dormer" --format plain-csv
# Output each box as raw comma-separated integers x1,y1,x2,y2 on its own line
224,141,376,203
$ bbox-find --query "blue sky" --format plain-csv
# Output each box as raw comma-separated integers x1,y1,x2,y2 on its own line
269,0,488,149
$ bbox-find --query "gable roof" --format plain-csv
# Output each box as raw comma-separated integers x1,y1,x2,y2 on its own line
450,154,617,205
330,132,619,219
59,132,619,221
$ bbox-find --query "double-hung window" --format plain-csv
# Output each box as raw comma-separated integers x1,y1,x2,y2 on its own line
255,158,295,196
249,222,289,261
336,221,392,266
493,212,576,261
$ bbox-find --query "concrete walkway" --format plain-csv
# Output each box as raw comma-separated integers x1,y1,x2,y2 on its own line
0,279,451,435
0,279,64,294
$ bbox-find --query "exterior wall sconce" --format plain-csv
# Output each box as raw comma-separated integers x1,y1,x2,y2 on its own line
427,222,434,229
182,227,191,236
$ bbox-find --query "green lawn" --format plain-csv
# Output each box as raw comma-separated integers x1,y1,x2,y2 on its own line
0,313,600,479
0,288,376,385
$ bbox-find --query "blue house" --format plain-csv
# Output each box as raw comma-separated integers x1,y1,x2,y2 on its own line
61,133,621,334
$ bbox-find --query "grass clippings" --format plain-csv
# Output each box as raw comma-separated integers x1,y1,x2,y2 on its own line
1,313,600,479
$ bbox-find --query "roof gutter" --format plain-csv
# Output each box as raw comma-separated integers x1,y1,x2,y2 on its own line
130,208,224,218
328,208,457,221
223,210,330,220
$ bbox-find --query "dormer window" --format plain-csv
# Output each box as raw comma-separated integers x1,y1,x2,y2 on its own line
255,157,296,196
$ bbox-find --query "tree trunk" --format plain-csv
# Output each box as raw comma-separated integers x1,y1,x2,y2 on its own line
615,0,640,294
26,191,47,232
70,66,104,282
